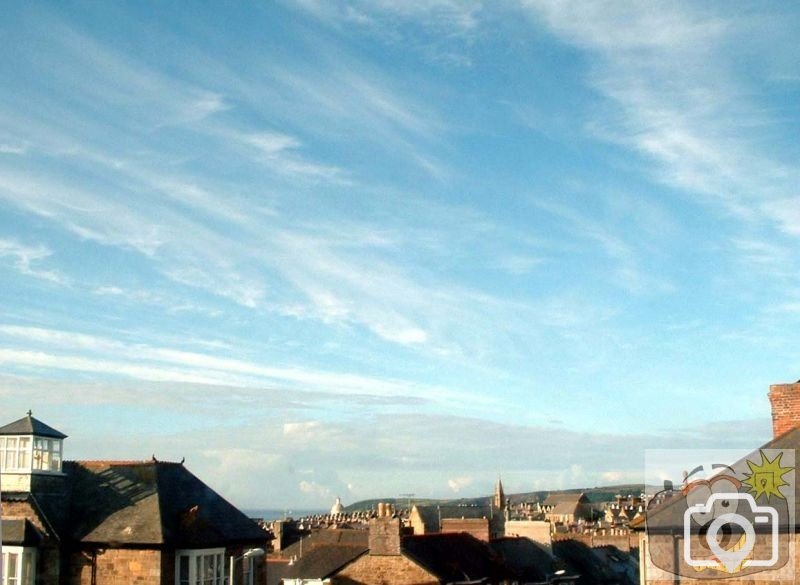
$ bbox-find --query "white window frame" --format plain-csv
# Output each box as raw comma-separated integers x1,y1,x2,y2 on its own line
175,548,225,585
0,437,32,472
1,546,36,585
241,556,254,585
32,437,62,472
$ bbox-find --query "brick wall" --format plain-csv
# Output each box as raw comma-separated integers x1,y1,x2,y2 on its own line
333,554,437,585
69,549,163,585
769,382,800,438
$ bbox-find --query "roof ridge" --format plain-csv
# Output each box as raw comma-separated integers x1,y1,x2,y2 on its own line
71,459,184,466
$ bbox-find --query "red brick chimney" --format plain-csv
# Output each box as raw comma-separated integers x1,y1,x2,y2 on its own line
768,381,800,438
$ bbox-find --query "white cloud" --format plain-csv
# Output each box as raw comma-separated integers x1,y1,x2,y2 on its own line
447,476,473,492
0,239,69,284
0,143,27,155
496,255,544,276
283,421,321,436
0,325,475,403
519,1,800,312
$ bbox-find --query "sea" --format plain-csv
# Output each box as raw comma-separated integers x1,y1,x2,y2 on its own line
244,509,327,521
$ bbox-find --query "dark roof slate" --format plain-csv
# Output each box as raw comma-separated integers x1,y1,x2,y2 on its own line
643,426,800,531
279,529,368,560
0,414,67,438
284,545,367,579
553,539,615,585
490,537,556,582
401,532,508,582
65,460,269,547
2,519,44,546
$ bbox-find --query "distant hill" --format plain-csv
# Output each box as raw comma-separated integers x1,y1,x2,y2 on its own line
344,484,646,512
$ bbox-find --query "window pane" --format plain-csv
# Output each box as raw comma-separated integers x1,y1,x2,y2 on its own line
8,552,19,581
21,552,33,585
179,555,190,585
7,437,17,449
17,448,28,468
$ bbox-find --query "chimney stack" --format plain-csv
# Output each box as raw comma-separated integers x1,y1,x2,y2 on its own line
368,514,402,556
768,381,800,438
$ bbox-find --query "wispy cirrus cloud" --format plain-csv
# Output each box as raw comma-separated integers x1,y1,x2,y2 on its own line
0,324,482,405
523,1,800,226
291,0,484,33
0,239,69,285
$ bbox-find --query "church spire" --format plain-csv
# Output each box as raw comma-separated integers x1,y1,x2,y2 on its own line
493,476,505,509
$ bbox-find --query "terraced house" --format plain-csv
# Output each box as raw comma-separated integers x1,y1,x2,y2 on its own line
639,379,800,585
0,413,269,585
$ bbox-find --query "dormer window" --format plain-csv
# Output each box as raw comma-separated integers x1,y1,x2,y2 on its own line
0,437,30,470
32,437,62,472
0,411,67,475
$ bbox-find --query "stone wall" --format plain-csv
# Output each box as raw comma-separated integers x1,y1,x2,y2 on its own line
440,518,490,542
2,499,60,585
368,518,402,556
641,532,800,585
553,532,638,552
505,520,552,549
69,549,162,585
333,554,437,585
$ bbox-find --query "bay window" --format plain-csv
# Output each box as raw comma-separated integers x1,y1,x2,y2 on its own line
0,437,30,471
32,437,61,472
176,549,225,585
2,547,35,585
242,557,254,585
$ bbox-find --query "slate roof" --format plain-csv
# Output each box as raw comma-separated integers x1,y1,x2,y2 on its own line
278,528,368,560
490,537,557,582
64,460,269,547
643,426,800,532
542,494,589,514
553,539,615,585
2,491,65,542
0,414,67,439
2,519,44,546
283,544,367,579
401,532,509,583
590,546,639,585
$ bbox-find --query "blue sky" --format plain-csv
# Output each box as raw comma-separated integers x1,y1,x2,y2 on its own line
1,1,799,509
